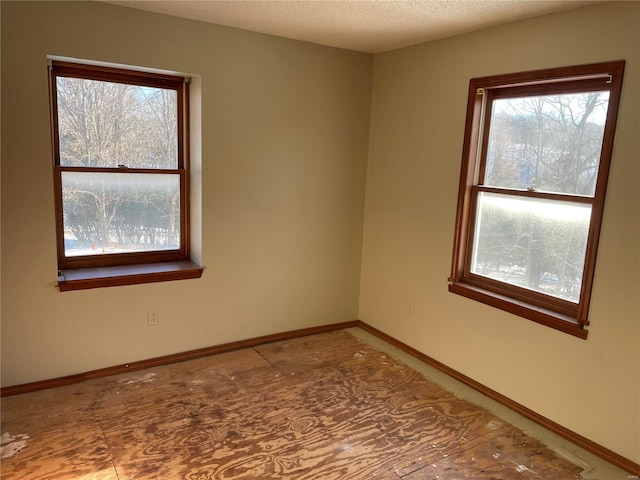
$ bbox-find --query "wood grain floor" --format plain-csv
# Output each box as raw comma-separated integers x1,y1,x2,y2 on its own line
1,330,586,479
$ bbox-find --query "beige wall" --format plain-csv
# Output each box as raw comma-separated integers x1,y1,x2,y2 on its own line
360,1,640,463
2,0,639,467
1,2,372,384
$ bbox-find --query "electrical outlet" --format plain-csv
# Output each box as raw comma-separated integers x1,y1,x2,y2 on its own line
408,301,415,317
147,308,159,326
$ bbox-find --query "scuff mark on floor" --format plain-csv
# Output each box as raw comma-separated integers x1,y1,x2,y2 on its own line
552,446,592,470
0,432,30,459
485,420,503,430
118,372,158,385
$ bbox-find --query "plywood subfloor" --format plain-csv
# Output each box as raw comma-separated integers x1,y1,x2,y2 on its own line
1,330,587,479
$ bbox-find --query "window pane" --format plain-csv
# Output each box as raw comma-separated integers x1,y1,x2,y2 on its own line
484,92,609,196
471,192,590,303
56,77,178,169
62,172,180,256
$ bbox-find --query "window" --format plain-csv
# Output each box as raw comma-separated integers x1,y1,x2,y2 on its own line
50,61,202,290
449,61,625,338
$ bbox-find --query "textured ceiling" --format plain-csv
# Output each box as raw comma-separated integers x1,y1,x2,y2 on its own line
104,0,599,54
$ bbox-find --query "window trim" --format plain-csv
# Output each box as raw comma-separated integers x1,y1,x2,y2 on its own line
449,61,625,338
49,61,202,290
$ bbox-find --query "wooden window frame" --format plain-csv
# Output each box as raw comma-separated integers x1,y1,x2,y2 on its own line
49,61,202,291
449,61,625,338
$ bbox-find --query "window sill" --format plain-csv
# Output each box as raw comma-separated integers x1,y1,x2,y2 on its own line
448,281,588,339
57,261,203,292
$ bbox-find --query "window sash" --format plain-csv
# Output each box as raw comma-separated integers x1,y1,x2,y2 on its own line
478,83,611,198
50,63,186,170
463,188,590,317
53,168,188,269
